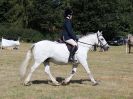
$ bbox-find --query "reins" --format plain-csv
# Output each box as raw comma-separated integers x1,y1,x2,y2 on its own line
78,41,95,46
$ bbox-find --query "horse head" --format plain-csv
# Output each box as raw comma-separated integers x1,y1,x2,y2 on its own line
96,31,109,51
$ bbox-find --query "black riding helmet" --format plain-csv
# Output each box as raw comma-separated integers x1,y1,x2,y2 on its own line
64,8,73,17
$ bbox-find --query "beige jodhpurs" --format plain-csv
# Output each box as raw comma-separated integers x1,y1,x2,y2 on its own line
65,39,78,46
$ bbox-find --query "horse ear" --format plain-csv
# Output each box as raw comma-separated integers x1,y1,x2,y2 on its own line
97,30,100,35
18,37,20,41
100,31,103,35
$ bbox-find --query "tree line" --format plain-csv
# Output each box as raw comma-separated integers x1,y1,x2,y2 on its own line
0,0,133,41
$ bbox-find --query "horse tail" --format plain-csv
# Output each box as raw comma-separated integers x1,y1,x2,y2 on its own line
19,44,34,79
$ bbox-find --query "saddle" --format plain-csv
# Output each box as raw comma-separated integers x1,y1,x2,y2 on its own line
56,39,73,52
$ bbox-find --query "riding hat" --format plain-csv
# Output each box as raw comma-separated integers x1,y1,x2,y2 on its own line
64,8,73,17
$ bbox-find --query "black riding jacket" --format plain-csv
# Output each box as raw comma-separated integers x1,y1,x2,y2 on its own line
62,18,77,41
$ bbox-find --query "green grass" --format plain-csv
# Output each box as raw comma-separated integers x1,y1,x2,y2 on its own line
0,44,133,99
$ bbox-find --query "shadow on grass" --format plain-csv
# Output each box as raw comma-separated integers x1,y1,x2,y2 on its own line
128,52,133,54
31,77,91,85
32,80,49,84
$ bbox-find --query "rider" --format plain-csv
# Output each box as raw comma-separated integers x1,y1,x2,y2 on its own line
62,8,78,62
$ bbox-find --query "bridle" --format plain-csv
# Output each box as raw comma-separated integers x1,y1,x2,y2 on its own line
97,33,108,48
78,33,108,48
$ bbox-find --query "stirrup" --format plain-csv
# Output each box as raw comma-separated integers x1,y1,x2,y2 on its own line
69,57,78,64
69,57,74,62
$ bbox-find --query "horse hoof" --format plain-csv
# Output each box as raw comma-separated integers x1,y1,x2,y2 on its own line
24,82,32,86
52,82,60,86
92,82,99,86
54,82,61,86
48,81,60,86
61,81,69,85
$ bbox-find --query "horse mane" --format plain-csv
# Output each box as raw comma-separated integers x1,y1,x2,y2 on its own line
78,32,96,39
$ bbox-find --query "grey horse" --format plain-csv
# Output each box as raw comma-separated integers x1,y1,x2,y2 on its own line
126,34,133,53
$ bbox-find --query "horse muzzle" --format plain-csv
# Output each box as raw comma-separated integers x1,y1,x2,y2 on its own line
103,46,110,51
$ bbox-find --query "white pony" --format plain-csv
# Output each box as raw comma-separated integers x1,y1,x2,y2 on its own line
20,31,109,86
1,37,20,49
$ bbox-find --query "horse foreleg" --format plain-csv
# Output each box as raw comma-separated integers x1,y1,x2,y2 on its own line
126,43,128,53
62,64,78,85
80,60,98,85
24,62,41,86
44,62,60,86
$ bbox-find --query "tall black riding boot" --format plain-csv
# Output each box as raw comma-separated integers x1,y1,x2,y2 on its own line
69,46,78,62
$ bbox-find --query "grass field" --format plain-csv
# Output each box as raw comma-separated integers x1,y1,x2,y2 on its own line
0,43,133,99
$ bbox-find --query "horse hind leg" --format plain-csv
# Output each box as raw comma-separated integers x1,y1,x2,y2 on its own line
44,61,60,86
62,64,78,85
24,61,41,86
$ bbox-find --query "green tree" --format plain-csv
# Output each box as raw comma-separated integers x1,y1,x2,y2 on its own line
0,0,133,41
71,0,133,39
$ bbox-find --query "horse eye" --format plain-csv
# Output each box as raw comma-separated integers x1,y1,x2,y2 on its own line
101,38,104,41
